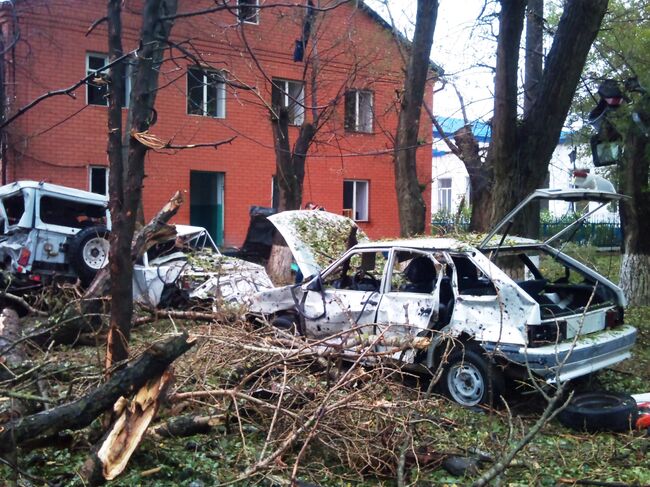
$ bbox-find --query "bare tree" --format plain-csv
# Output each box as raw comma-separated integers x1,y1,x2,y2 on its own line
394,0,439,237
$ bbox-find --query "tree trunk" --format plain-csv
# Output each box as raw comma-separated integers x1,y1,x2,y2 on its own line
524,0,543,118
487,0,608,237
105,0,178,370
394,0,438,237
268,108,316,284
619,93,650,305
452,126,492,232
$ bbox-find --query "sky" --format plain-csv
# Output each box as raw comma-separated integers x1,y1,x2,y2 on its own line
365,0,498,120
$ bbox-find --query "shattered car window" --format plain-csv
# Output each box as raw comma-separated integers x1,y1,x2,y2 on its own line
389,251,438,293
2,193,25,227
40,196,107,229
322,250,386,291
451,254,497,296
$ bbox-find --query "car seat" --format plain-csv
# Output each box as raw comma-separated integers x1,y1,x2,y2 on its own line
400,256,436,293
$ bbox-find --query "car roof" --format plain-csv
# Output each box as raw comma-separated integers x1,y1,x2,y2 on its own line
353,235,542,252
0,180,108,204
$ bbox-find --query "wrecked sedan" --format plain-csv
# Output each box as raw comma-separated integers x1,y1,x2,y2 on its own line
133,224,273,307
250,193,637,407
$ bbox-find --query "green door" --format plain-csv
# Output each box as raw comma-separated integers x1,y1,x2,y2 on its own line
190,171,224,246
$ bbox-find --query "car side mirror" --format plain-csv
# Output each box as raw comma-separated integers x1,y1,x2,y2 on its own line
303,274,323,292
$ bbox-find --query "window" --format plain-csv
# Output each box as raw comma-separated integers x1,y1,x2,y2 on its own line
238,0,259,24
187,67,226,118
322,250,387,291
344,90,373,132
437,178,452,213
89,166,109,196
343,180,369,221
86,53,131,107
40,196,107,229
272,78,305,125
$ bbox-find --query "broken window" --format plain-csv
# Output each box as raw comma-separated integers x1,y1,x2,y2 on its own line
39,196,107,229
343,180,368,221
322,250,386,291
451,254,496,296
344,90,373,132
187,67,226,118
238,0,259,24
389,251,438,294
86,53,131,107
2,193,25,227
271,78,304,125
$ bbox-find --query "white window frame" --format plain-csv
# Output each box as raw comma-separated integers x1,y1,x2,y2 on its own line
346,90,373,133
273,78,305,125
343,180,369,222
437,178,453,213
238,0,259,24
86,52,131,107
187,67,227,118
89,166,109,196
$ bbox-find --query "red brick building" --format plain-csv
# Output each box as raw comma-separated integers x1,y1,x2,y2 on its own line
0,0,436,247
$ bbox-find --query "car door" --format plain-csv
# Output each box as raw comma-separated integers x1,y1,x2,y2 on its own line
300,248,387,340
373,249,441,361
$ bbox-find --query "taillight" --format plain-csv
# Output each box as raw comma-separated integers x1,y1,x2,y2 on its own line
605,307,624,328
18,248,31,267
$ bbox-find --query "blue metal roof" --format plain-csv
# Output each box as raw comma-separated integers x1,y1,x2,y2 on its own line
432,117,572,155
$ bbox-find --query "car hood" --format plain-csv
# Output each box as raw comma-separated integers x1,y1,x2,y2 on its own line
478,188,627,249
268,210,367,279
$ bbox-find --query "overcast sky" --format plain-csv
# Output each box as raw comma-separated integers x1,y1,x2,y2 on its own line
365,0,498,120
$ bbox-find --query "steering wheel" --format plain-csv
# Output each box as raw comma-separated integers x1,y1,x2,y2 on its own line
352,269,379,290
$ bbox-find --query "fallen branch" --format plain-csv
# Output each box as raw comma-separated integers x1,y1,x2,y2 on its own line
0,332,194,453
81,370,174,483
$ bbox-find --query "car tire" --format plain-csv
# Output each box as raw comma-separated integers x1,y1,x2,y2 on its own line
557,391,639,432
68,225,110,284
272,314,302,335
441,344,504,407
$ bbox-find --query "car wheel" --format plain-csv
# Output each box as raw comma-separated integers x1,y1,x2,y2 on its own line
557,391,639,432
441,345,504,407
271,314,302,335
68,225,110,284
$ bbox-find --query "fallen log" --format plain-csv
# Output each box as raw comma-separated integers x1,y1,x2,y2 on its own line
0,332,194,454
150,413,227,439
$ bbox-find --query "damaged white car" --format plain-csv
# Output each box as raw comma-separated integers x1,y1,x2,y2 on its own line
250,190,637,407
0,181,273,306
133,224,273,307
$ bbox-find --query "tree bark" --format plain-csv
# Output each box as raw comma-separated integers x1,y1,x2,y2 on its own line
105,0,178,370
394,0,438,237
0,333,194,454
485,0,608,237
619,93,650,305
524,0,543,118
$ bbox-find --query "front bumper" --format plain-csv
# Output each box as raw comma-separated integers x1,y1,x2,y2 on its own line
482,324,637,383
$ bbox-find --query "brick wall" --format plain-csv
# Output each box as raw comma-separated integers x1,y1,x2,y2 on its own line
1,0,434,246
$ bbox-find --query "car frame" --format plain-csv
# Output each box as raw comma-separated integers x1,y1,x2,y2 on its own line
249,192,637,407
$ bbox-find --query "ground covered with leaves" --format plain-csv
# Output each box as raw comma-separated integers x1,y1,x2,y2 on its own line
0,301,648,486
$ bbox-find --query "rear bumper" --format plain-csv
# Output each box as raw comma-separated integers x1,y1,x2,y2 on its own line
482,324,637,383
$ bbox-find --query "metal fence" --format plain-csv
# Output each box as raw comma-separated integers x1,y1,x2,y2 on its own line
431,218,622,248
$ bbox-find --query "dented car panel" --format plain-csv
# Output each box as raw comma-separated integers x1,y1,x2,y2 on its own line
252,206,637,392
133,225,274,307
